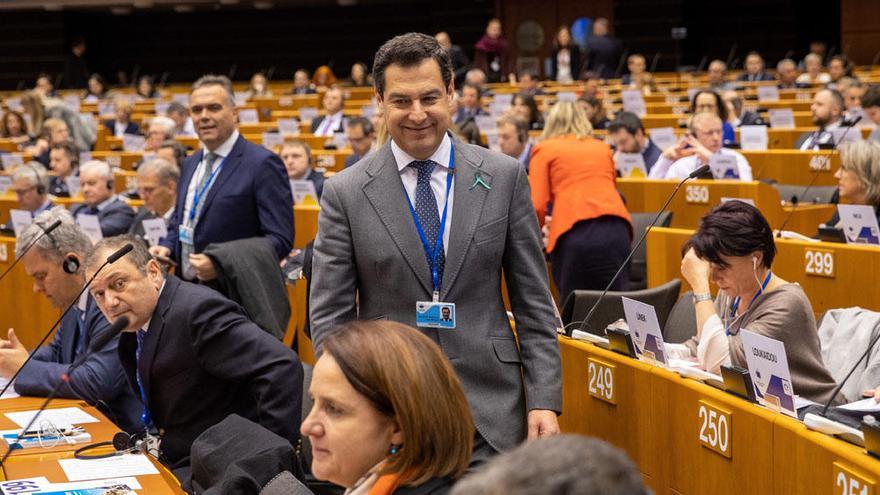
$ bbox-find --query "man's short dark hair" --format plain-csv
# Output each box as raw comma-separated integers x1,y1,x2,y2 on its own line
608,111,645,136
52,141,80,167
347,116,374,136
158,140,187,168
373,32,453,97
517,70,537,81
166,101,188,116
862,84,880,109
685,200,776,269
461,82,481,96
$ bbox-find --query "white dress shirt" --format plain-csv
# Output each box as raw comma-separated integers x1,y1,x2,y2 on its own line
391,133,453,255
799,120,842,150
114,121,129,138
663,148,753,181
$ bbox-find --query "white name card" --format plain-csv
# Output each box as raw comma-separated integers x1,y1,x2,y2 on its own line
756,85,780,102
98,102,115,116
768,108,795,128
740,329,797,417
76,214,103,243
141,218,167,247
262,132,283,149
493,94,514,106
65,177,81,197
621,89,647,117
710,154,739,179
474,115,497,133
63,95,81,112
556,92,577,102
615,153,648,178
277,118,300,136
0,176,12,195
238,108,259,124
838,204,880,245
649,127,677,152
9,210,33,237
290,180,318,205
621,296,667,365
739,125,769,151
122,133,145,152
1,154,24,169
298,107,319,123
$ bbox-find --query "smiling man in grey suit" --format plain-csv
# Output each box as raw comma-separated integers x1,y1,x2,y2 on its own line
310,32,562,462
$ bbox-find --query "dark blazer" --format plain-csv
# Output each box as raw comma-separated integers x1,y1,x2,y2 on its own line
453,106,488,127
739,111,766,126
15,296,141,433
72,197,136,237
641,139,662,173
306,169,325,199
128,206,156,240
309,115,345,135
104,120,141,137
549,44,583,81
160,134,294,267
736,72,774,82
289,87,316,95
585,35,621,78
117,276,303,471
48,175,71,197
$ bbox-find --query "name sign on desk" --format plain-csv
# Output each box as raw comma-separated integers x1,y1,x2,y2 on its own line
277,118,300,136
0,243,7,263
587,358,616,405
740,125,769,150
698,400,732,458
262,132,283,149
710,154,739,179
65,176,81,197
238,108,259,124
685,185,710,204
649,127,677,152
756,85,780,102
298,107,318,123
838,205,880,245
615,153,647,178
556,92,577,102
833,462,876,495
805,248,835,277
0,176,12,195
740,329,797,417
621,296,667,365
122,133,145,152
622,90,647,117
76,214,103,243
768,108,796,128
0,154,23,170
141,218,167,247
291,180,318,206
9,209,33,237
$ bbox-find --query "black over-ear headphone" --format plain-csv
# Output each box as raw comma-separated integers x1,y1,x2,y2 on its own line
74,431,148,460
63,254,80,274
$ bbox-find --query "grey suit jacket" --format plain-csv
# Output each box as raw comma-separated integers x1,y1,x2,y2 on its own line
310,135,562,452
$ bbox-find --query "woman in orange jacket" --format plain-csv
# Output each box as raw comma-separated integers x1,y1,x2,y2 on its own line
529,101,632,302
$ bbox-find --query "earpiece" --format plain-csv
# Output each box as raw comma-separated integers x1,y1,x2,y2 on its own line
63,255,80,274
752,256,758,270
106,180,113,191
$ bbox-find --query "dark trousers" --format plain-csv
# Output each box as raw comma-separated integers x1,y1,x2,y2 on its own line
467,429,499,473
550,216,631,303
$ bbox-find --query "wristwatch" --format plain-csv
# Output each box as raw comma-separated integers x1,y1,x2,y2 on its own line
693,292,713,303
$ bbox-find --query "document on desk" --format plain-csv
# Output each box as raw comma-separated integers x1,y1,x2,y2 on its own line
0,476,142,494
59,454,158,482
5,407,98,429
839,398,880,413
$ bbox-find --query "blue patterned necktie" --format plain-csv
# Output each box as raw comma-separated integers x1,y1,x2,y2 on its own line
409,160,445,288
135,329,152,429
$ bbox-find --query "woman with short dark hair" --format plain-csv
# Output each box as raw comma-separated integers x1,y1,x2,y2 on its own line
511,93,543,130
673,200,840,404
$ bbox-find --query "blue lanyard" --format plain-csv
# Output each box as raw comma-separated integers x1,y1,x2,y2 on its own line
403,144,455,297
727,270,772,335
187,155,225,224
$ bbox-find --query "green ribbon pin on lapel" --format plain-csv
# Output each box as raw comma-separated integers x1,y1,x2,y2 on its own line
470,172,491,190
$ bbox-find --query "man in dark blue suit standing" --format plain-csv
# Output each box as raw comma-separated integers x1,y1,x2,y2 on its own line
151,75,293,282
0,209,140,433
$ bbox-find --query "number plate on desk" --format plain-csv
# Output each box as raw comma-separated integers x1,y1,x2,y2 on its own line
805,248,835,278
834,462,875,495
0,242,7,263
587,358,616,405
685,185,709,204
698,400,732,458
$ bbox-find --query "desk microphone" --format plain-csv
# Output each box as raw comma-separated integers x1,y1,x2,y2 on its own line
575,165,709,335
0,220,62,284
0,243,134,398
0,316,129,467
776,115,862,237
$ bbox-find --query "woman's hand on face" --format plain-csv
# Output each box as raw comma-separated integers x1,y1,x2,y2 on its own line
681,247,711,294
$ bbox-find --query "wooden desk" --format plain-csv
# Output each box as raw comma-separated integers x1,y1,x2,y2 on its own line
742,149,840,186
0,406,117,458
0,398,84,412
735,127,874,149
294,204,319,249
0,236,60,349
646,227,880,313
2,453,185,493
559,338,664,493
616,179,834,235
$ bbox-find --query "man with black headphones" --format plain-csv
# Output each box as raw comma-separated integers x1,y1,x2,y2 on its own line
496,115,532,171
48,142,80,197
280,139,324,199
0,209,141,433
71,160,136,237
5,162,53,231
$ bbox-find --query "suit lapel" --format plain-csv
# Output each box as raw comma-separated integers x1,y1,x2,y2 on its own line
138,277,177,404
362,144,433,294
441,138,491,300
197,135,245,224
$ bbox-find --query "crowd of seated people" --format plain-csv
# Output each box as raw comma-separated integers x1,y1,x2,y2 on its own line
3,23,880,495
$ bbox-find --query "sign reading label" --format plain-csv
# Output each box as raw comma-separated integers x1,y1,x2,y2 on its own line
698,400,732,458
804,248,835,278
587,358,616,405
833,462,875,495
